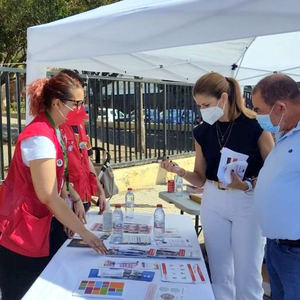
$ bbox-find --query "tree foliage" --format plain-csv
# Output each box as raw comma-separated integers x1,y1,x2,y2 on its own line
0,0,119,67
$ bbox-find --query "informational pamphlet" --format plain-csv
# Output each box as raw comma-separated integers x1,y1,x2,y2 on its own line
72,279,126,298
91,223,151,234
155,285,184,300
110,234,151,245
105,246,200,259
160,262,206,284
101,259,159,270
88,267,155,282
217,147,249,186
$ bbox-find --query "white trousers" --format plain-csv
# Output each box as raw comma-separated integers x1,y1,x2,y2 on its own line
201,181,265,300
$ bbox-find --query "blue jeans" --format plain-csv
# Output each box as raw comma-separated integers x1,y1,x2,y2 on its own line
266,238,300,300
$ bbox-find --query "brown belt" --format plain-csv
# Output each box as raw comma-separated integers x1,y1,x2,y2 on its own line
276,239,300,247
207,180,231,190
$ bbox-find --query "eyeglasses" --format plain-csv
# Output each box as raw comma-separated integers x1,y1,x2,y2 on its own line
64,99,85,109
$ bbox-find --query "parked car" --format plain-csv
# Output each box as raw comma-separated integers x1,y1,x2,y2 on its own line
126,109,162,123
97,108,125,122
159,109,195,124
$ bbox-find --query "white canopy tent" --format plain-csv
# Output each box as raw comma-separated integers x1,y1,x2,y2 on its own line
26,0,300,121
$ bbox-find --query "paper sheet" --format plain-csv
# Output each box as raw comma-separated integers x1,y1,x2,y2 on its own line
217,147,249,186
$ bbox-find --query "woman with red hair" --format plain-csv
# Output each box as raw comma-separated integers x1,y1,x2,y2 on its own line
0,71,107,300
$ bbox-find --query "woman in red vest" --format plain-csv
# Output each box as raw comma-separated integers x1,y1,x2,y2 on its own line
59,69,106,214
0,71,107,300
60,107,106,212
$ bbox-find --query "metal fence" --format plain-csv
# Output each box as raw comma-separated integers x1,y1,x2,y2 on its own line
0,67,26,180
0,67,199,179
85,75,198,167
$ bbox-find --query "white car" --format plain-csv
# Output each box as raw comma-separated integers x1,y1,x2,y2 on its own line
97,108,125,122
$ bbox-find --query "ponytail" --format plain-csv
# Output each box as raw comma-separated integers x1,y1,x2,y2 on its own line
226,77,256,120
27,78,49,117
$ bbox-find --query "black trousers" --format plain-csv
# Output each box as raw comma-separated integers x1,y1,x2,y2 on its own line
0,218,68,300
0,244,50,300
49,217,68,257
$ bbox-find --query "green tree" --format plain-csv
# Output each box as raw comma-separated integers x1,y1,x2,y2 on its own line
0,0,119,67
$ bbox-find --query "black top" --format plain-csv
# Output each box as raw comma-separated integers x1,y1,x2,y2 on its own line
193,113,264,181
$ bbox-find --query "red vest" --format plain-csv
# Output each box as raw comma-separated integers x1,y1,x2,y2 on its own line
0,113,64,257
59,122,97,202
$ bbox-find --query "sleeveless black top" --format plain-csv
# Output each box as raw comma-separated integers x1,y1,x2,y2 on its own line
193,113,264,181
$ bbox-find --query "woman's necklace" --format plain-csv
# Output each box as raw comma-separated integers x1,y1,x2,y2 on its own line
216,121,234,151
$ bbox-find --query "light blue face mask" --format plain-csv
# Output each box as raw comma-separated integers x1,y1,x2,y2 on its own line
256,104,283,133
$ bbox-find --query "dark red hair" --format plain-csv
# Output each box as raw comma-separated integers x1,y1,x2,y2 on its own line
27,71,83,116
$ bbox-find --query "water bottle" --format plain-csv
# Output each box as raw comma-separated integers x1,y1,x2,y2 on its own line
125,188,134,219
174,175,183,192
112,204,123,243
153,204,165,239
103,200,113,232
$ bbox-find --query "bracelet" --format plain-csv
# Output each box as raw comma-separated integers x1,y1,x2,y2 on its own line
69,194,81,203
244,179,253,192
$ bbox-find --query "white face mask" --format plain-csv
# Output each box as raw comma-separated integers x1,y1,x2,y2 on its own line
200,101,224,125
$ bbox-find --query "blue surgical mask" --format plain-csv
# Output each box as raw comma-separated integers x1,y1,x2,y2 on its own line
256,104,283,133
256,114,279,133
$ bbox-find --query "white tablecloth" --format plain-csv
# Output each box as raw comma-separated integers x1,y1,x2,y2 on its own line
23,212,214,300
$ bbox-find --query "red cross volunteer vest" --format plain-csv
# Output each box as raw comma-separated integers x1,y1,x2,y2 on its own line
0,113,65,257
59,122,97,202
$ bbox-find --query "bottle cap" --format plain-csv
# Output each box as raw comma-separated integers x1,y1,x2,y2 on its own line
157,204,163,208
127,187,133,190
115,204,121,208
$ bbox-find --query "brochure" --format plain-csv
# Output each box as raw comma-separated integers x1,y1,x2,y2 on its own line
91,222,151,234
217,147,249,186
72,279,126,298
160,262,206,284
88,267,155,282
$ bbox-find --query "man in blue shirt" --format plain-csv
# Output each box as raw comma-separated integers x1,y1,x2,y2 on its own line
252,74,300,300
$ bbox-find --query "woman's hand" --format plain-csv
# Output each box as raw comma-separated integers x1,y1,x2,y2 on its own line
97,184,106,215
81,229,108,254
160,159,182,174
73,200,86,224
227,171,248,191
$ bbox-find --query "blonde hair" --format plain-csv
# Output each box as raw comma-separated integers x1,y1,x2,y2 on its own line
193,72,255,120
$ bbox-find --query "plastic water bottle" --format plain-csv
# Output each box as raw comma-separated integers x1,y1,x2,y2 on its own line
153,204,165,239
112,204,123,243
102,200,113,232
125,188,134,219
174,175,184,192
